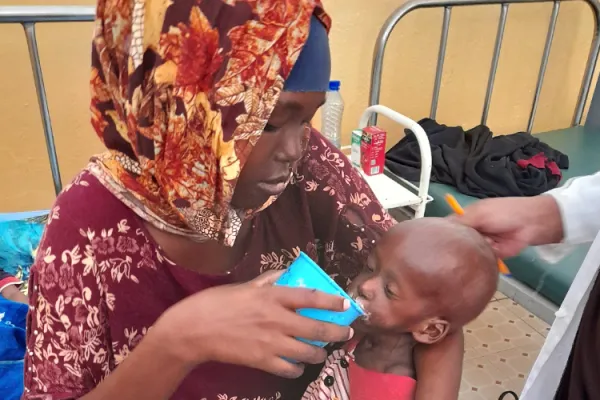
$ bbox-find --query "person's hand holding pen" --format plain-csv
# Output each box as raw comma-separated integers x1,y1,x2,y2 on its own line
445,194,511,275
446,195,564,259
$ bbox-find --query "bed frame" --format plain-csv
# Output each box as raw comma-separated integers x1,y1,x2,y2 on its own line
0,6,95,195
368,0,600,130
368,0,600,323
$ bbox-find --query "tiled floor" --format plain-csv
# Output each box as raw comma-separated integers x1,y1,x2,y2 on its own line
459,292,550,400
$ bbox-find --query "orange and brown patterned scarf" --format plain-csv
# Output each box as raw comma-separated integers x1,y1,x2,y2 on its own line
88,0,330,246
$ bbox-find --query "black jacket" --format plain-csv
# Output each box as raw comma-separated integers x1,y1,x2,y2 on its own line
385,119,569,198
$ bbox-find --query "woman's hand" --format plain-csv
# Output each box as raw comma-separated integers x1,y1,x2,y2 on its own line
81,271,351,400
155,271,353,378
452,196,563,258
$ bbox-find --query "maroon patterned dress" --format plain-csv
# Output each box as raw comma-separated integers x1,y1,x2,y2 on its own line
23,133,394,400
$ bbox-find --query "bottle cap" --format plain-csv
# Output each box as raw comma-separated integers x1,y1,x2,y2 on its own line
328,80,341,91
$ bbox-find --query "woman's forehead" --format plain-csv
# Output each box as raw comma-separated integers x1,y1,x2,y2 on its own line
272,92,326,115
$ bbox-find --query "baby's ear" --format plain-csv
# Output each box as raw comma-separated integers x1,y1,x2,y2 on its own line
411,318,450,345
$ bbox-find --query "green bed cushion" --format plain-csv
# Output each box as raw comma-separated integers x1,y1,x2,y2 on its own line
424,126,600,305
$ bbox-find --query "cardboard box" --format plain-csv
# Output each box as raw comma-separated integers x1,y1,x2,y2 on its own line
360,126,387,176
350,129,362,167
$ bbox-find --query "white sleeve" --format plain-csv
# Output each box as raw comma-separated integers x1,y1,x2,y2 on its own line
546,171,600,244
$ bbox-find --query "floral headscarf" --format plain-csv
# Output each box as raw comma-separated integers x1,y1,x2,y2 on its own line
89,0,331,246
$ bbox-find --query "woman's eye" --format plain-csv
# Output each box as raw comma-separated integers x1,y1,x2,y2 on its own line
263,123,279,132
384,284,395,298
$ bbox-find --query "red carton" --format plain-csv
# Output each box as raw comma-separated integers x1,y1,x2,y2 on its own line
360,126,387,176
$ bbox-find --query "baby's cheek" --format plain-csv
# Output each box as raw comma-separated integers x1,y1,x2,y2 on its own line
371,312,390,326
369,304,402,329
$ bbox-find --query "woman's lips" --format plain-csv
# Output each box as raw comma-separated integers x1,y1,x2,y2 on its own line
256,180,289,196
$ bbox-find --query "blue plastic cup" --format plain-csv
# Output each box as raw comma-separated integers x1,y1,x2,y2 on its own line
275,252,365,348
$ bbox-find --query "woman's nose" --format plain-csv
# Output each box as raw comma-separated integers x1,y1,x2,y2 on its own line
274,125,308,163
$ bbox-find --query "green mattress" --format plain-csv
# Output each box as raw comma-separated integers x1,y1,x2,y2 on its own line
424,126,600,305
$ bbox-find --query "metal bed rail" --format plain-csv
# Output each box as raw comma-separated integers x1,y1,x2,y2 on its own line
368,0,600,131
0,6,96,195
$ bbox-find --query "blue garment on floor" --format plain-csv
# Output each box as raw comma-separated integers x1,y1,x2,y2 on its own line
0,296,27,400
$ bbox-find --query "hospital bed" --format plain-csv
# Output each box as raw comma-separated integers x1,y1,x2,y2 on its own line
368,0,600,323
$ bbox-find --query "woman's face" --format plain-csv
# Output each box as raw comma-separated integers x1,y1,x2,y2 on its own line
231,91,325,210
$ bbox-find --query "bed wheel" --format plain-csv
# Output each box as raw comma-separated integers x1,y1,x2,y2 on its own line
498,391,519,399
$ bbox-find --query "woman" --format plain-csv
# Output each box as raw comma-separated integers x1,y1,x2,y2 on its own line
23,0,463,399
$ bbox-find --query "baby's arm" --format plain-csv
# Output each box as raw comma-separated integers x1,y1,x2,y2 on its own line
414,330,464,400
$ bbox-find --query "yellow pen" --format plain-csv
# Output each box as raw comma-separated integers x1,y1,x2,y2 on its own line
444,194,512,276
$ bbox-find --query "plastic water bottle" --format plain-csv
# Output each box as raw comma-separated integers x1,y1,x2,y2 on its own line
321,80,344,149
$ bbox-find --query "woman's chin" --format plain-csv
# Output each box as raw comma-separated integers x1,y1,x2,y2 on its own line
231,193,269,211
231,187,283,211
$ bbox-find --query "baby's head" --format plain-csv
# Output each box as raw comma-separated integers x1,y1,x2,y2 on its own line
348,217,498,345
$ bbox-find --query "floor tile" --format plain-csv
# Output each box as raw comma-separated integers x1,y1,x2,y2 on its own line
459,391,485,400
460,350,538,399
494,291,507,301
485,344,541,379
498,299,532,320
464,302,543,356
464,345,483,360
499,299,551,337
460,298,546,399
461,358,501,393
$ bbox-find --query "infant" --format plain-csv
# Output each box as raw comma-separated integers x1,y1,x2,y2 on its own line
303,217,499,400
